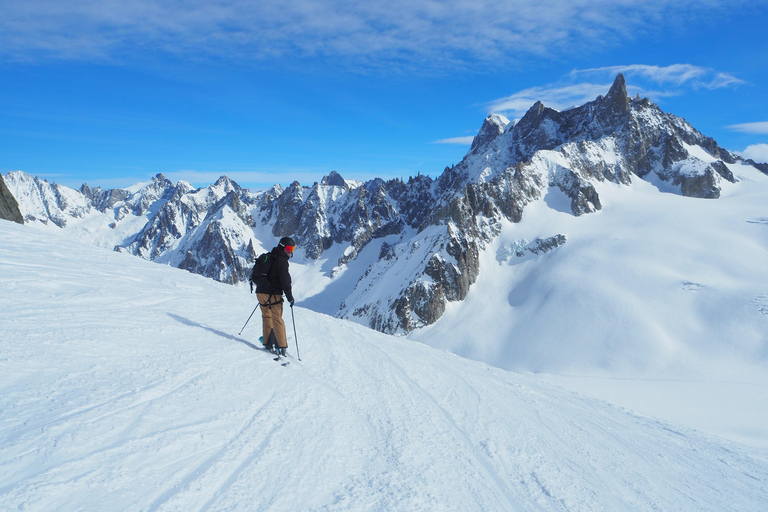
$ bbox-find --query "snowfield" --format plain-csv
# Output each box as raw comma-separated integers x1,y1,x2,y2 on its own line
2,220,768,511
410,161,768,448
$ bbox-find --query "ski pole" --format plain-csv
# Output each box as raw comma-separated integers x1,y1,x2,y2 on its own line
238,304,260,336
291,304,301,361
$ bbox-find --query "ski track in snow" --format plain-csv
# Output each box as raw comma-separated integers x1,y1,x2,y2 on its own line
2,221,768,511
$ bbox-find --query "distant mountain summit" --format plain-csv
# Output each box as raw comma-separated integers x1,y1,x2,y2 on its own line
456,73,737,204
5,75,763,333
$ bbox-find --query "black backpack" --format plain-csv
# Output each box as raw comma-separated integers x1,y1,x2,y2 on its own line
249,252,273,292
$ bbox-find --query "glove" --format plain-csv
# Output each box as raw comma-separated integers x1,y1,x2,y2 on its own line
289,298,295,307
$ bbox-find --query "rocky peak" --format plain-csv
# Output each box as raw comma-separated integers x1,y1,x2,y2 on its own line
271,181,305,238
212,176,242,195
79,182,96,197
517,101,548,128
79,183,130,212
504,100,563,161
470,113,510,153
603,73,630,113
321,171,349,189
147,173,175,193
513,100,562,148
589,73,631,131
124,174,177,217
206,190,254,225
131,173,176,199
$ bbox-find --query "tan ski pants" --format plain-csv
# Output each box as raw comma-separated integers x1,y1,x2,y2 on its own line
257,293,287,349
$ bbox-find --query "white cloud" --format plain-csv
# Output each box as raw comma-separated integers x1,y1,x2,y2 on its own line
0,1,736,72
485,80,677,119
434,136,475,145
485,64,745,119
728,122,768,134
739,144,768,163
486,83,611,118
570,64,745,89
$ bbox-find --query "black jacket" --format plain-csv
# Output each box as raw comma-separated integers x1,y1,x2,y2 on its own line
256,246,293,302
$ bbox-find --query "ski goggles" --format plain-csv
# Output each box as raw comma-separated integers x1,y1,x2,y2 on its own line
285,245,295,253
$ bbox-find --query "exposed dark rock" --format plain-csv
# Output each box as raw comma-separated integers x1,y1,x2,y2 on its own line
321,171,349,189
80,184,129,212
0,173,24,224
747,160,768,176
677,168,722,199
271,181,304,239
470,114,509,153
528,235,567,255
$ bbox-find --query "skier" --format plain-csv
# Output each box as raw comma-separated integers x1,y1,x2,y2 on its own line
256,237,296,357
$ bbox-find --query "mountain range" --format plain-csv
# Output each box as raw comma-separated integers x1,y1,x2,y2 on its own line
5,74,768,337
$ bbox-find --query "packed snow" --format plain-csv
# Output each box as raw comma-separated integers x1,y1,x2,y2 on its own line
2,219,768,511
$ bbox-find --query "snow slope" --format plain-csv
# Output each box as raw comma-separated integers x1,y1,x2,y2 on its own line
2,220,768,511
408,160,768,448
410,163,768,372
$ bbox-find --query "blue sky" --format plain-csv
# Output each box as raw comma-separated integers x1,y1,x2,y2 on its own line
1,0,767,190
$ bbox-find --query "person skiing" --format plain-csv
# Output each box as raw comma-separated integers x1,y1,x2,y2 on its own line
256,237,296,357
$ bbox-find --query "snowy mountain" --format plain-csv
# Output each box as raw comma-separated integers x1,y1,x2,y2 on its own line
4,74,768,341
2,219,768,511
118,176,258,285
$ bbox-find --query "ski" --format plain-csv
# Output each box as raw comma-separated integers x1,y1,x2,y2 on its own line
265,346,290,365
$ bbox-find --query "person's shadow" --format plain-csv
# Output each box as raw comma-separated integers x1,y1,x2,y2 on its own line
167,313,261,351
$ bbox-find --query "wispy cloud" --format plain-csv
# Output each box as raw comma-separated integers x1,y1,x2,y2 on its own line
728,122,768,134
486,83,613,119
738,143,768,163
434,136,475,145
0,1,736,72
570,64,745,90
486,64,745,118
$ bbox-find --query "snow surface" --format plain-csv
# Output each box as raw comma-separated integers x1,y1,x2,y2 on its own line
412,163,768,370
2,220,768,511
409,161,768,448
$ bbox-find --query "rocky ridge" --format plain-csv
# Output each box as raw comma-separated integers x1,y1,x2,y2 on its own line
0,173,24,224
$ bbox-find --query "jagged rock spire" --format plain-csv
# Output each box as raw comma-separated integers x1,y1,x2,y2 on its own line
603,73,630,114
519,101,547,125
515,100,559,141
321,171,349,189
